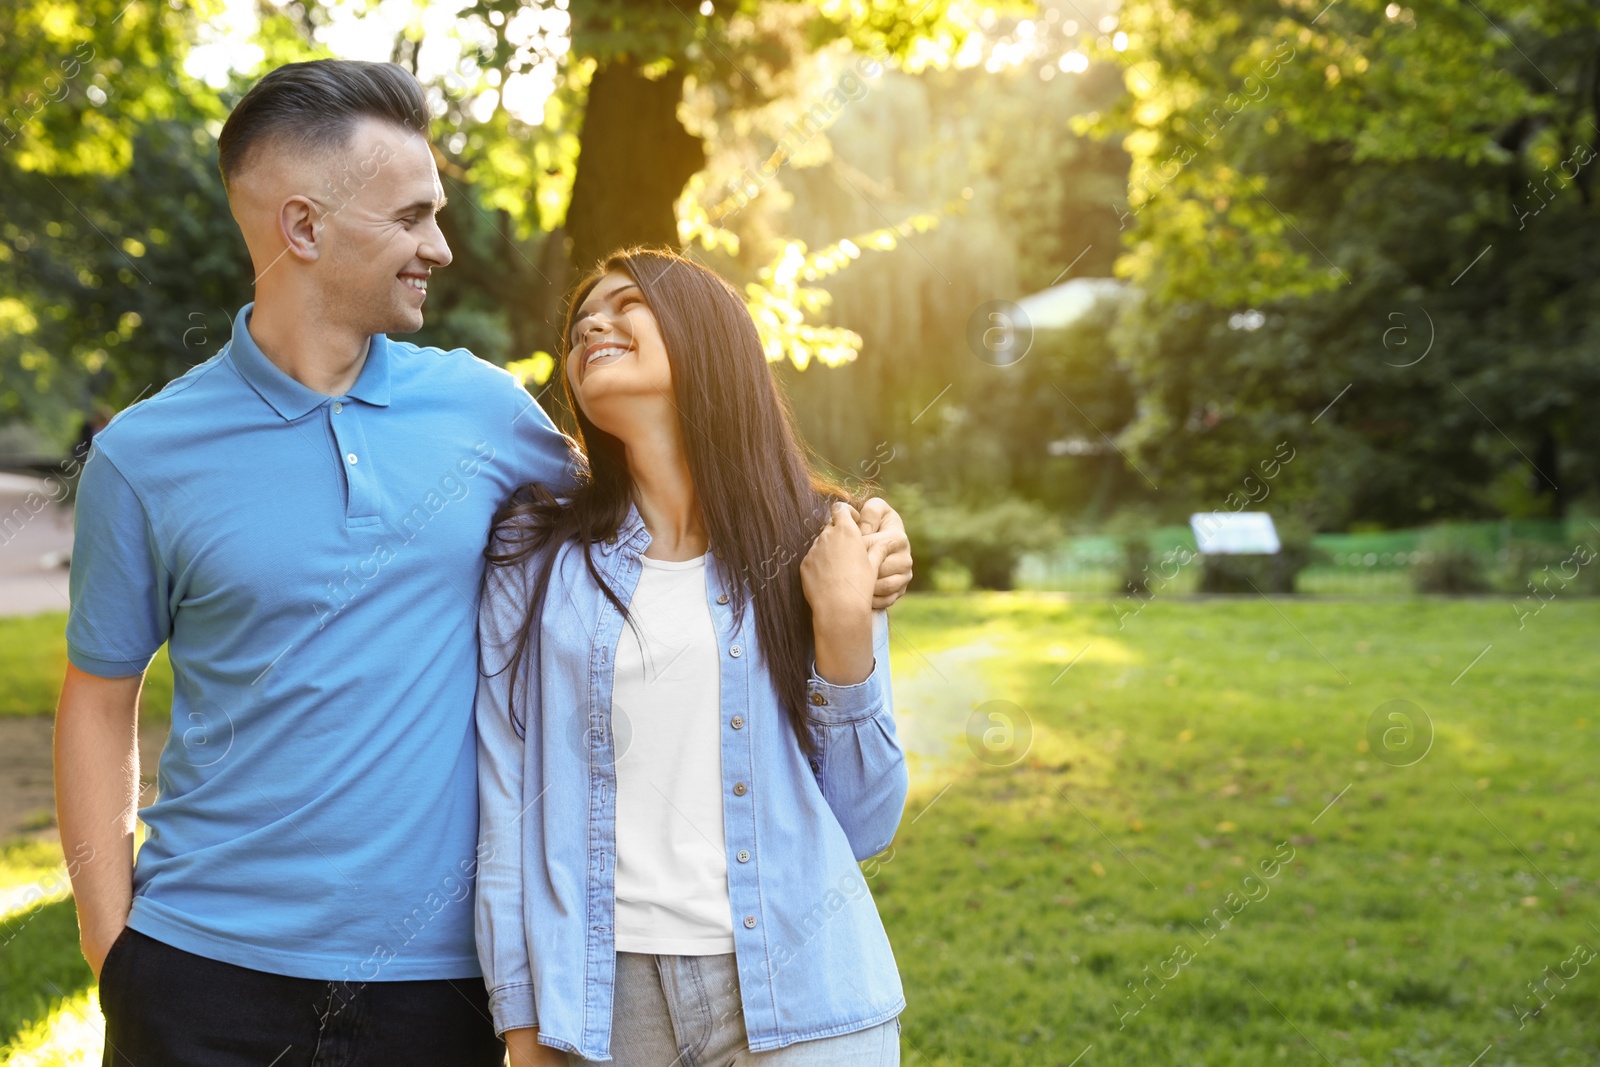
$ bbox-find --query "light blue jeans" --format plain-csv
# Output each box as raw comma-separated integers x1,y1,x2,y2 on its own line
567,952,901,1067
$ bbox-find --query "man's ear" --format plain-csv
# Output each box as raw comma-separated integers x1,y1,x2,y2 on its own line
279,195,324,263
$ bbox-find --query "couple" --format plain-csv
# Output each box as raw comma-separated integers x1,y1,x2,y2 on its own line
55,59,913,1066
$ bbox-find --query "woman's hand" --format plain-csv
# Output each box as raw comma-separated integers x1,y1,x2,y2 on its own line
802,502,876,685
504,1028,567,1067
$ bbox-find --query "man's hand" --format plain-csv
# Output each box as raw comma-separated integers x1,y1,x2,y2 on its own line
504,1028,568,1066
857,497,912,609
83,925,127,982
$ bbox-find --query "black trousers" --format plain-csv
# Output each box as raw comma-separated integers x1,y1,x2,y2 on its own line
98,928,506,1067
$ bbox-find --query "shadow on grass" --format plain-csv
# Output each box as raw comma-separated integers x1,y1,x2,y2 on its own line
1,897,94,1050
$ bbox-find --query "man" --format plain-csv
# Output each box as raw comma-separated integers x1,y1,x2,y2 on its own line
55,59,912,1066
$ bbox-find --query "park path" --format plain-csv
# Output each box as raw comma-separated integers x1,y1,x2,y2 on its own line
0,718,166,846
888,633,1009,784
0,473,75,619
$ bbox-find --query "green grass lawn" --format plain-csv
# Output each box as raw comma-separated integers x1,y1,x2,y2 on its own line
0,613,171,720
2,595,1597,1064
1,839,91,1064
880,594,1599,1066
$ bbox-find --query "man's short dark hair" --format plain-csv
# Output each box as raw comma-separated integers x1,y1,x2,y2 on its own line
218,59,429,186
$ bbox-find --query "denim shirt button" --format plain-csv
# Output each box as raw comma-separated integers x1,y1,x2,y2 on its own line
730,645,743,658
809,691,827,706
733,781,748,796
743,915,758,929
604,534,617,546
717,593,730,605
731,715,744,729
737,849,750,863
809,759,820,774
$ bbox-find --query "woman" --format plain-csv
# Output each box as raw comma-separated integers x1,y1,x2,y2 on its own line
474,248,910,1066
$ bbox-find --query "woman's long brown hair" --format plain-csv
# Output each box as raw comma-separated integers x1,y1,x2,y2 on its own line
481,247,852,753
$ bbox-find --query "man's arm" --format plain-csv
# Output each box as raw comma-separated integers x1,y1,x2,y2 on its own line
858,497,913,609
54,663,143,979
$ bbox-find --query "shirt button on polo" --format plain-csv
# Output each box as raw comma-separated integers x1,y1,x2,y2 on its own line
743,915,758,929
730,645,743,658
333,402,343,414
717,593,729,605
345,453,358,465
809,691,827,706
737,849,750,863
733,781,748,796
730,715,744,729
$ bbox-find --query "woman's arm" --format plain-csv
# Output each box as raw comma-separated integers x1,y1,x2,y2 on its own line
474,559,540,1039
800,504,909,859
801,613,908,860
504,1027,567,1066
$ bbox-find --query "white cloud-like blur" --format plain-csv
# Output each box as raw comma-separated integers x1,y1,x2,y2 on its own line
182,0,566,125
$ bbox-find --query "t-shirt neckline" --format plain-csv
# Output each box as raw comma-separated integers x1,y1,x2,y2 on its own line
639,553,708,571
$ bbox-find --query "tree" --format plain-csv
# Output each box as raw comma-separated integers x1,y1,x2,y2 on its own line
1096,0,1600,523
0,0,250,441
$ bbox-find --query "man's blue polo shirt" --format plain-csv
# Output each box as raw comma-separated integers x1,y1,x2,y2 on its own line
66,303,576,981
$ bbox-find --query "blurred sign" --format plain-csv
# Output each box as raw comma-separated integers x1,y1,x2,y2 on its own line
1190,512,1280,555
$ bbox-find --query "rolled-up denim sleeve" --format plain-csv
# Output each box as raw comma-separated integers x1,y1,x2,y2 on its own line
803,611,907,860
65,444,171,678
474,556,538,1035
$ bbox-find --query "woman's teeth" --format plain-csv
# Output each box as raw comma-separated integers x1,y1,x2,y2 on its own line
402,276,427,293
587,345,630,366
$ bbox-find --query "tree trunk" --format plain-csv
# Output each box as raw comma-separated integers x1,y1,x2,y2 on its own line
565,59,705,276
1534,429,1565,517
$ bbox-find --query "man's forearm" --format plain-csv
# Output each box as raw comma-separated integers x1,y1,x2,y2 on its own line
53,665,143,977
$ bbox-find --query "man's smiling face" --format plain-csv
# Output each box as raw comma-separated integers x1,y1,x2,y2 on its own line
314,117,452,337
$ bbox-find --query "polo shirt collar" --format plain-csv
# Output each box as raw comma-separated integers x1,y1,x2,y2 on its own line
228,302,393,421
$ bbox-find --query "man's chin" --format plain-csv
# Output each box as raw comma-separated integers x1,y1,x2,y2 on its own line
383,306,426,336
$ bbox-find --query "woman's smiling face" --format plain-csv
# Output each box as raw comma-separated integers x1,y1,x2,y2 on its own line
565,269,673,435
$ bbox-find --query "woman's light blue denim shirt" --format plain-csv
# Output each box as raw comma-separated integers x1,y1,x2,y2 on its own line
474,504,908,1059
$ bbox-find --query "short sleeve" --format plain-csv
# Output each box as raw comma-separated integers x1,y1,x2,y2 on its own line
65,446,172,678
482,364,581,495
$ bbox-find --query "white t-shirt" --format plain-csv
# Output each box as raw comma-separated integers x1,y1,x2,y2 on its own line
611,553,736,955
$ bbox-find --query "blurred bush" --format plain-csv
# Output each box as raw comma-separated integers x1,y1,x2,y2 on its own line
1411,529,1491,594
895,485,1063,591
1497,538,1600,597
1104,507,1161,595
